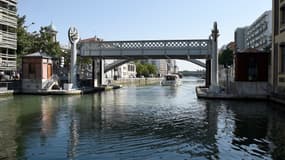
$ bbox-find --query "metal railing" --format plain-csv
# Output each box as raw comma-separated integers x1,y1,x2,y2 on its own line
85,39,210,50
43,75,59,90
80,39,212,59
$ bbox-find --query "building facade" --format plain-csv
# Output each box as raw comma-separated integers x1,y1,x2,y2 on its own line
104,60,137,79
235,27,248,51
147,59,177,76
272,0,285,93
116,62,136,78
246,10,272,50
0,0,17,73
21,52,53,92
235,10,272,51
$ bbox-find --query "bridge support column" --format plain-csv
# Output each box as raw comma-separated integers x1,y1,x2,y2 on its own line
210,22,219,92
92,59,105,87
92,58,96,87
98,59,105,86
206,59,211,87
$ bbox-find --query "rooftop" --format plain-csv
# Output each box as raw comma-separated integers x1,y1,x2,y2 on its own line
23,52,52,59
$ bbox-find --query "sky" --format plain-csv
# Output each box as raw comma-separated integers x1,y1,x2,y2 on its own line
18,0,271,71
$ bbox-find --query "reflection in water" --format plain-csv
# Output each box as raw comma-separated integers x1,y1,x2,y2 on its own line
0,77,285,159
214,101,273,159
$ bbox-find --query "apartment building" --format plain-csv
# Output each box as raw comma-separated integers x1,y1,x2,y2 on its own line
235,27,248,51
0,0,17,73
272,0,285,93
235,10,272,51
246,10,272,50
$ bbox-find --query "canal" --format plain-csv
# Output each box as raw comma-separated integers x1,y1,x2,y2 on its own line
0,77,285,160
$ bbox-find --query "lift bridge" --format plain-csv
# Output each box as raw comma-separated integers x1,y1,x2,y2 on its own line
78,22,219,87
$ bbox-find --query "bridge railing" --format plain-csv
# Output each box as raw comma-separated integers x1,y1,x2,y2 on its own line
82,39,210,50
79,39,212,59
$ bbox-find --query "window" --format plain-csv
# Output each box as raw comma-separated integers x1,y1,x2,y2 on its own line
281,7,285,26
274,0,279,34
281,46,285,73
127,64,135,71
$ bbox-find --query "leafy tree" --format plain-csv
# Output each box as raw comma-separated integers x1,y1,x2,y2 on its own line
17,15,64,58
135,62,157,77
146,63,157,75
135,63,144,76
219,48,233,66
16,15,35,56
37,26,63,57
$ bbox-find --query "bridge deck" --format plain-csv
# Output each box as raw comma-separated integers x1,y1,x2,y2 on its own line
79,39,212,59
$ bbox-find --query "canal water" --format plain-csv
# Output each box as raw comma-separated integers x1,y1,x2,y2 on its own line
0,77,285,160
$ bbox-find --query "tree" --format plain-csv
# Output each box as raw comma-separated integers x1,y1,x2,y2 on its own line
135,63,144,76
36,26,63,57
16,15,35,56
135,62,157,77
17,15,64,58
146,63,157,75
219,48,233,66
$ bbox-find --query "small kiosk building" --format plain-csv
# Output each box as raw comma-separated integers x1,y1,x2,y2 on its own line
22,52,53,92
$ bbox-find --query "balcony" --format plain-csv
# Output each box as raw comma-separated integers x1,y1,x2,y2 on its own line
0,5,16,16
0,52,16,58
7,0,17,5
0,12,17,27
0,60,16,70
0,30,16,49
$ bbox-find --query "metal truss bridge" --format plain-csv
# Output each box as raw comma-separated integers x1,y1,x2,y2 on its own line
79,39,212,59
77,22,219,87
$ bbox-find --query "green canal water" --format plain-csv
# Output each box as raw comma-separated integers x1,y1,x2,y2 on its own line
0,77,285,160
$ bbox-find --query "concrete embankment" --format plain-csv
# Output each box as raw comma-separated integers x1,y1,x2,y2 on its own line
0,78,160,96
112,78,162,86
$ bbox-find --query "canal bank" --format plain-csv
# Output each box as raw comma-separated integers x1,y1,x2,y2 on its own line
196,86,285,105
0,78,159,96
0,81,123,95
16,85,122,95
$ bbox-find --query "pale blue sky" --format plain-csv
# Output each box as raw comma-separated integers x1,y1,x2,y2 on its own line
18,0,271,71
